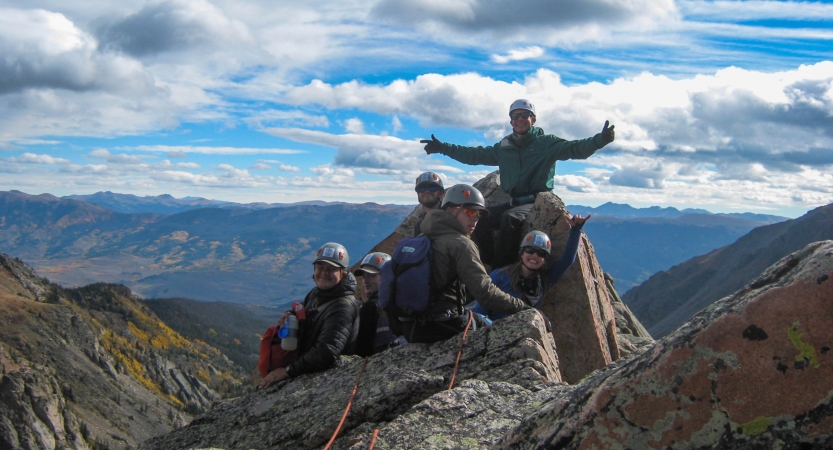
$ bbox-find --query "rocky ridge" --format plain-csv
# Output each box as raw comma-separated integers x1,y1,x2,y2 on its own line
144,240,833,449
499,240,833,449
0,254,246,449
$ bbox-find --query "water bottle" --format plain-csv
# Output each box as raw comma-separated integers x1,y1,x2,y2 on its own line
279,315,299,351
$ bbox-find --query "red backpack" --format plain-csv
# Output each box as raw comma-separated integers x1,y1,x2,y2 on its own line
258,302,305,378
257,325,299,378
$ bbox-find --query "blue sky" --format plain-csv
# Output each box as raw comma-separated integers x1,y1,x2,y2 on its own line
1,0,831,217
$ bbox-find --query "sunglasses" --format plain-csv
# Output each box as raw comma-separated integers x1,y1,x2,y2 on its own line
462,208,482,218
510,112,534,120
417,185,441,193
523,247,548,258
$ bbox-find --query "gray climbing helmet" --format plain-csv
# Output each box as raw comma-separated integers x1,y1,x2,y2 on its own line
415,172,444,191
314,242,349,268
509,99,536,117
353,252,391,276
520,230,552,255
441,184,489,217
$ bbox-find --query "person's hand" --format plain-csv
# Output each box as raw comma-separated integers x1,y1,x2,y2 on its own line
600,120,615,144
419,134,443,154
258,367,289,389
275,311,291,329
566,214,591,228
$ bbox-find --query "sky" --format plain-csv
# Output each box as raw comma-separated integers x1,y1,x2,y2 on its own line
0,0,831,217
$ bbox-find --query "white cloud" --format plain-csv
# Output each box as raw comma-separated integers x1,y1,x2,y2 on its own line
243,109,330,128
249,159,300,172
88,148,144,165
250,162,271,170
264,127,426,170
679,0,833,22
343,117,365,134
279,164,301,172
491,46,545,64
136,145,308,155
14,153,71,165
285,62,833,173
391,116,403,134
553,174,598,193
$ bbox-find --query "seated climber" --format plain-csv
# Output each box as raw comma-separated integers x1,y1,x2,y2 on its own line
415,171,445,212
412,171,446,237
473,214,590,322
258,242,360,389
400,184,531,344
353,252,401,356
421,99,614,268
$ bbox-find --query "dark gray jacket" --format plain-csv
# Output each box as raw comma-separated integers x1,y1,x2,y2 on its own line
285,273,360,377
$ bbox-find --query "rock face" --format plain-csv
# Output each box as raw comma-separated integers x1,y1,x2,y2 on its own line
140,309,561,450
0,254,243,450
0,347,89,450
498,240,833,449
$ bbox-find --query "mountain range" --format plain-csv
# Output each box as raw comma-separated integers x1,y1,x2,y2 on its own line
1,190,789,300
624,203,833,338
62,191,348,215
0,190,410,305
568,201,787,222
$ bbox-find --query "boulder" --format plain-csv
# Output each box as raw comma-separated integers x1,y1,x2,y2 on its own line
140,309,560,450
497,240,833,449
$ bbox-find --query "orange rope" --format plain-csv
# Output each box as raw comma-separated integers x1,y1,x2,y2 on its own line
367,428,380,450
448,310,473,390
323,357,369,450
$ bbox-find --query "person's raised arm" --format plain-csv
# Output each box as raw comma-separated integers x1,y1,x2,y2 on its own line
545,214,591,287
420,134,500,166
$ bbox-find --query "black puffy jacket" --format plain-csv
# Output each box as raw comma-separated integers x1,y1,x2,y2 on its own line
285,273,360,377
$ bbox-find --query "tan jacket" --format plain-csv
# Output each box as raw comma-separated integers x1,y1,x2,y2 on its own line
420,210,527,314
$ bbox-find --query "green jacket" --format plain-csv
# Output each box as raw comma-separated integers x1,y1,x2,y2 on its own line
420,210,527,314
438,126,605,198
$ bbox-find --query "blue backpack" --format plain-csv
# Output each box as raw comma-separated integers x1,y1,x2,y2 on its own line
379,235,433,316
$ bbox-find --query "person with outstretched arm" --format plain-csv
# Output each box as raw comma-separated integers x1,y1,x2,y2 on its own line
472,214,591,322
421,99,613,269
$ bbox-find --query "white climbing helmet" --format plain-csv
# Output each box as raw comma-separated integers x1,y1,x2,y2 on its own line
509,99,536,117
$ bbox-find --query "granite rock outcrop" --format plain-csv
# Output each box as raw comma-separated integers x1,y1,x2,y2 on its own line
498,240,833,449
140,309,560,449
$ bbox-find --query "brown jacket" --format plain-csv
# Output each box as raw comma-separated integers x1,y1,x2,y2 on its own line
420,210,527,314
